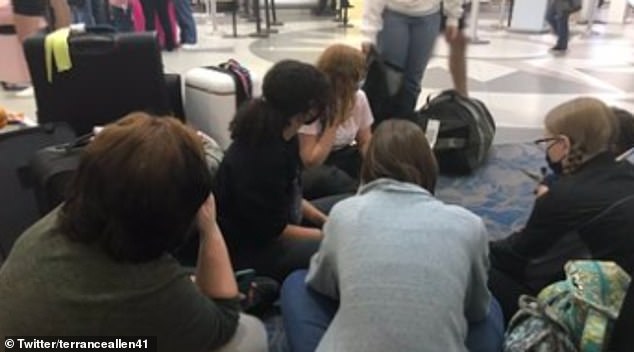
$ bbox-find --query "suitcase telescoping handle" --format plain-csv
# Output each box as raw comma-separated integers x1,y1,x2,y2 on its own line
68,25,117,55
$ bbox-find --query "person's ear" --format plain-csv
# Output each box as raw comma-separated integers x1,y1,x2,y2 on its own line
560,135,572,153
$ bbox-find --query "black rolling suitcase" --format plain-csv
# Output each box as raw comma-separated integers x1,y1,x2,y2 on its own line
0,123,75,262
23,29,174,135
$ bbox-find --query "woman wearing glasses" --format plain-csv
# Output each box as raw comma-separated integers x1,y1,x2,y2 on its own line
489,97,634,322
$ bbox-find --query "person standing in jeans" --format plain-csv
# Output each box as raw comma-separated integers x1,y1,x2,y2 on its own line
173,0,197,49
109,0,133,32
68,0,95,25
140,0,175,51
361,0,463,117
545,0,580,53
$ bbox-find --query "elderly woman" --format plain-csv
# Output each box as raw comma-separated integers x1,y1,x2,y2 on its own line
489,97,634,321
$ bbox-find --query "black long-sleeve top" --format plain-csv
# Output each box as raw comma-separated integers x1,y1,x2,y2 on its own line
490,152,634,291
214,136,302,249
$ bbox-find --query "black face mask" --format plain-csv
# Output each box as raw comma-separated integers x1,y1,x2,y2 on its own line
546,153,564,175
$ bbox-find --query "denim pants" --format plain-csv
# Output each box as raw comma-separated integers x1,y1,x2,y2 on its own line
546,5,570,49
173,0,197,44
281,270,505,352
71,0,96,26
140,0,176,50
91,0,109,24
110,6,134,32
377,9,441,117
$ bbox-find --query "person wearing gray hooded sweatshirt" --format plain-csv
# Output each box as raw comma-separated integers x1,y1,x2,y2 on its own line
280,119,504,352
361,0,463,117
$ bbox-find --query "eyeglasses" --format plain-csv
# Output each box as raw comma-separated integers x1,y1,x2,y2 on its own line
534,137,562,151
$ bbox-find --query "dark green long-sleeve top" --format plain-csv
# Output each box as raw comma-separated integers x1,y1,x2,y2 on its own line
0,209,240,352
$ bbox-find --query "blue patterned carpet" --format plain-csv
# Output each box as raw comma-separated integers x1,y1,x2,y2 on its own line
265,142,546,352
435,142,545,241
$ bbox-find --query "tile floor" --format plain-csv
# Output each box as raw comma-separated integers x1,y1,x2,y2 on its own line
1,4,633,144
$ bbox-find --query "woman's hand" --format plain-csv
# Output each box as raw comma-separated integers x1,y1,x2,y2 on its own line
535,184,550,198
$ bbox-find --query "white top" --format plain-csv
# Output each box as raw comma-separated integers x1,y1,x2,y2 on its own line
361,0,463,45
299,90,374,150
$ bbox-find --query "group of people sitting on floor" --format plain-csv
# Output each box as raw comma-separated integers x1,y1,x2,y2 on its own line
1,41,634,352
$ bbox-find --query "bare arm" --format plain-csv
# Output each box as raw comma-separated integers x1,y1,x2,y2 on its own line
302,199,327,227
299,125,338,168
356,126,372,157
281,224,322,240
196,195,239,299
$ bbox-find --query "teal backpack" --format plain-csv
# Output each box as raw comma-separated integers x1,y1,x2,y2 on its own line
504,261,631,352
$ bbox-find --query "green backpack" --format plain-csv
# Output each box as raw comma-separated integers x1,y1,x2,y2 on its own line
504,261,631,352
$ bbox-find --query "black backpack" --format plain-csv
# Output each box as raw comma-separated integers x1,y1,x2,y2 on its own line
413,90,496,174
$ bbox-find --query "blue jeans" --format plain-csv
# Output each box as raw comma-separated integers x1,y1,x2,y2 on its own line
546,6,570,49
110,6,134,32
71,0,96,26
173,0,197,44
281,270,505,352
377,9,441,117
91,0,109,24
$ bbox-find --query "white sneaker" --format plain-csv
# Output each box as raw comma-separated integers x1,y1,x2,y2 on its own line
14,86,34,98
181,43,199,51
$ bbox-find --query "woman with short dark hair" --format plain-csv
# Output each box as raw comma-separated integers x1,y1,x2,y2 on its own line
0,113,267,352
281,119,503,352
214,60,337,282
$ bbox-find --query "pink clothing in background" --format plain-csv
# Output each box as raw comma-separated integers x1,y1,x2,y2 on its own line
131,0,178,48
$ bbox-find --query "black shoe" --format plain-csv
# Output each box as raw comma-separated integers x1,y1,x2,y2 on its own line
1,82,30,92
312,7,337,16
550,45,567,52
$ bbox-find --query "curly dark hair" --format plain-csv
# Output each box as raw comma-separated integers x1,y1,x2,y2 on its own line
230,60,331,145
